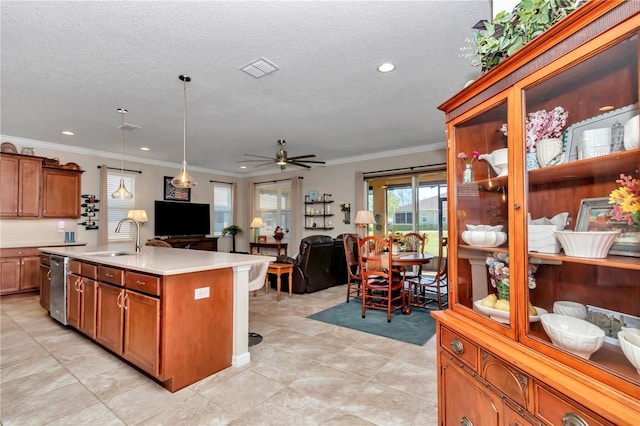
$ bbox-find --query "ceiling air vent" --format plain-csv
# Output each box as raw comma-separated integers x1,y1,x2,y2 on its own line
117,123,141,132
240,57,280,79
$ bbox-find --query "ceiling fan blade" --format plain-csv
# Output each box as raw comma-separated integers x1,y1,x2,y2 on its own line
251,161,276,168
291,160,326,164
238,159,276,163
286,154,316,161
244,153,275,160
288,161,312,169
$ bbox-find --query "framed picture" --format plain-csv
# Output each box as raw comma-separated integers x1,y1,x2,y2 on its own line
308,191,319,202
576,197,640,257
163,176,191,202
258,235,267,243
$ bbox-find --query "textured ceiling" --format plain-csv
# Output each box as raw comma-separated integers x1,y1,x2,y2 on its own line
1,1,491,175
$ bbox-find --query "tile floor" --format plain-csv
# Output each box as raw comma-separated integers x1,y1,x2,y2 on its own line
1,284,438,425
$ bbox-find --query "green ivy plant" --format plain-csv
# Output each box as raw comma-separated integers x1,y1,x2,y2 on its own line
463,0,585,73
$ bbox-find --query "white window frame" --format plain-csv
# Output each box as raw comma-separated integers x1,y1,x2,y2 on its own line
254,181,292,240
212,182,233,236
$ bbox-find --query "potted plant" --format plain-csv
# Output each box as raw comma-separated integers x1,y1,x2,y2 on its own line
462,0,585,73
221,225,244,252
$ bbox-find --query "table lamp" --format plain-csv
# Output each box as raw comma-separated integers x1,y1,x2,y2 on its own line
250,217,264,243
127,209,148,224
355,210,375,238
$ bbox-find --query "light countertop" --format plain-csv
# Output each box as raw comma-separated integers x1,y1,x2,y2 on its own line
39,243,275,275
1,241,86,249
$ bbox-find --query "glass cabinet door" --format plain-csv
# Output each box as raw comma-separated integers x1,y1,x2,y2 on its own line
521,32,640,394
450,98,515,336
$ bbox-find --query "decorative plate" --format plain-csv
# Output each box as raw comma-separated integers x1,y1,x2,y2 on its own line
1,142,18,153
473,300,548,324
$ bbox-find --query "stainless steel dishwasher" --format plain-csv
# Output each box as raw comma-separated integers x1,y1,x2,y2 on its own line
49,255,68,325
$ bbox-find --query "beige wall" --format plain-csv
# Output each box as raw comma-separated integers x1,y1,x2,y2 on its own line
0,136,446,255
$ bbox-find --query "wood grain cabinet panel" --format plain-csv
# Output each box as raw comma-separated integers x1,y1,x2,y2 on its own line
40,261,51,311
0,248,41,295
0,153,42,217
96,281,125,354
41,168,82,218
123,290,160,376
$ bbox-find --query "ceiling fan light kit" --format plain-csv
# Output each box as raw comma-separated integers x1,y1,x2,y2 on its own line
171,74,197,189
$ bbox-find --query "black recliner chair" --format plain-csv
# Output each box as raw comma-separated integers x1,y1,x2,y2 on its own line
275,235,339,294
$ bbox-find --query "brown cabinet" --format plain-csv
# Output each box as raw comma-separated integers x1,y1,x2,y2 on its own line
163,236,218,251
0,248,41,295
95,267,160,376
67,260,97,338
0,153,42,217
41,167,82,218
435,2,640,424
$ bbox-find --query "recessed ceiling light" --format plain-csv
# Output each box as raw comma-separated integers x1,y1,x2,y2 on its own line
598,105,615,112
140,147,150,151
240,165,247,169
377,63,395,73
61,131,74,136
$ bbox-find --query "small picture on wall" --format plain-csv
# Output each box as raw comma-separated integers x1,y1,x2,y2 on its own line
164,176,191,202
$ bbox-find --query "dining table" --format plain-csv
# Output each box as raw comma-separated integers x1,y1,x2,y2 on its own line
381,252,434,315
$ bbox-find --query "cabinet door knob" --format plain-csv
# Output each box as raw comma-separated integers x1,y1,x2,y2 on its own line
513,203,521,209
460,416,473,426
561,413,588,426
451,338,465,355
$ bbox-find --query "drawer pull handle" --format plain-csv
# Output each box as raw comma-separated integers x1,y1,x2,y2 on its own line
104,273,115,278
460,416,473,426
451,338,464,355
136,280,146,285
46,270,51,280
562,413,588,426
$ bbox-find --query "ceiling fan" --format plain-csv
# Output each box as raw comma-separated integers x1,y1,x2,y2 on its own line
241,139,326,170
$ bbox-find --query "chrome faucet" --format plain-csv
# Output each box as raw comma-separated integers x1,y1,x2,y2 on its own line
115,218,142,253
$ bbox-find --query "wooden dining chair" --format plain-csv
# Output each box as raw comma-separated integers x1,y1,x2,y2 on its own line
343,233,362,303
402,232,427,281
358,235,406,322
407,236,448,312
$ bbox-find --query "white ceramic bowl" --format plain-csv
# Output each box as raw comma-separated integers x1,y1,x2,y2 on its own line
553,301,587,320
618,331,640,375
622,327,640,347
462,230,507,247
554,231,620,258
540,313,605,360
624,115,639,150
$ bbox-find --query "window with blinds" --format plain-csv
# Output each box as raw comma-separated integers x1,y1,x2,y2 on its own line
107,172,136,240
213,182,233,235
254,181,291,238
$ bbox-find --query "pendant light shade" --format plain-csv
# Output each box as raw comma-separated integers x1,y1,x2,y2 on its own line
112,108,133,199
171,75,197,189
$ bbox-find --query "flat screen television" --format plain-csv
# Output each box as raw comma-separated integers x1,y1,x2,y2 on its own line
154,200,210,237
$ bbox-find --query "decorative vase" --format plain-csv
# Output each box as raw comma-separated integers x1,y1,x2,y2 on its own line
392,243,400,255
496,280,510,301
526,152,540,170
462,164,474,183
536,138,563,167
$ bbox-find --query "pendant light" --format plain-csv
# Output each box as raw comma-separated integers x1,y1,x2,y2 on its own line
171,75,197,188
111,108,133,199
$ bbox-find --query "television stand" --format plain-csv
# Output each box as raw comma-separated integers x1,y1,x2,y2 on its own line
162,236,218,251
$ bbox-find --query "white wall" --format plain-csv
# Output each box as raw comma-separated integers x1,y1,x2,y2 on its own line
0,136,446,255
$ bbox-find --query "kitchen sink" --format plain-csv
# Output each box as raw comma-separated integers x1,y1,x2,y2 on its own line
84,251,139,257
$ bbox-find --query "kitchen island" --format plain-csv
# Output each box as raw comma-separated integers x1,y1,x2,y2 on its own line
39,244,274,392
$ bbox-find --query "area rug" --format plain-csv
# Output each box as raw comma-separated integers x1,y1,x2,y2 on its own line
307,301,437,346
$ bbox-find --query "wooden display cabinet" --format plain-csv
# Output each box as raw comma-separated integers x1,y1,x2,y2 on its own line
435,2,640,425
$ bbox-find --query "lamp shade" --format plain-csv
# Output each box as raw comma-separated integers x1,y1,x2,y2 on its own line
127,209,148,223
250,217,264,228
355,210,375,225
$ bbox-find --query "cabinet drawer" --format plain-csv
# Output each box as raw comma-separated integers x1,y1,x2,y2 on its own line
69,259,81,275
40,254,50,266
1,247,40,258
98,265,124,286
125,271,160,296
81,263,97,279
533,384,613,426
441,325,478,371
481,350,530,409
